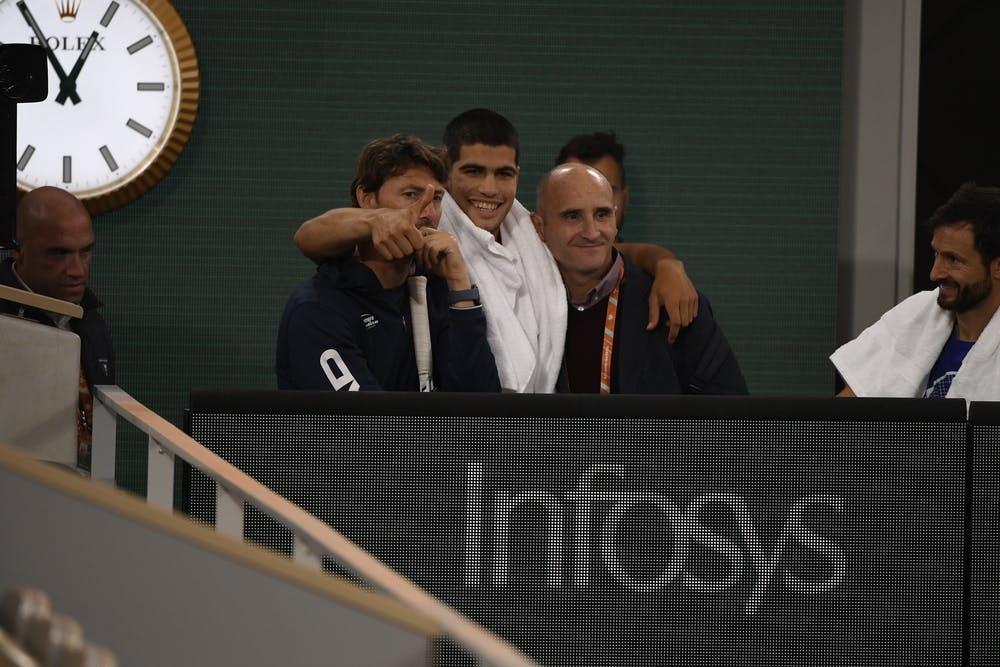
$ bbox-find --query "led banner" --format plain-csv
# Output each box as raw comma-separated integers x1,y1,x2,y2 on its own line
186,393,967,666
968,401,1000,667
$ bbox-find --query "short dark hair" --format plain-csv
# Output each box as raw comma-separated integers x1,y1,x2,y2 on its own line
555,131,626,183
927,182,1000,266
350,134,447,207
442,108,520,165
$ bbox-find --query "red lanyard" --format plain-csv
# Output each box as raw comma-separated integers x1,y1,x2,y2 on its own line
599,265,625,394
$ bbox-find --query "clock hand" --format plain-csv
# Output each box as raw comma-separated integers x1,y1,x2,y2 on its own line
16,0,82,105
55,31,99,105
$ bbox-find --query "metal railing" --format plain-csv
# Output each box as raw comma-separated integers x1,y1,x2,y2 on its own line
90,385,537,667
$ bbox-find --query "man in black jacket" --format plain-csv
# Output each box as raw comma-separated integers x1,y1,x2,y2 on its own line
530,164,747,395
276,135,499,392
1,186,114,468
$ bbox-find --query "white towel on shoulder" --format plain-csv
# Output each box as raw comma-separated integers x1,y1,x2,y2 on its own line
439,193,566,393
830,288,1000,400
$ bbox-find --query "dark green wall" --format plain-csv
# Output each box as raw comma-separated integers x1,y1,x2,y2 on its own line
57,1,840,488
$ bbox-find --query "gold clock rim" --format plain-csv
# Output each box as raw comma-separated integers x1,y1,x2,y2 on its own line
17,0,200,216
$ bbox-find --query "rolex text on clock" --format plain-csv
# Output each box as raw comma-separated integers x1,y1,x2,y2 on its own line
0,0,199,213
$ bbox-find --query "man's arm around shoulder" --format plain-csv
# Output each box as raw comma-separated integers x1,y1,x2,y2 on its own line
294,186,436,262
617,242,699,344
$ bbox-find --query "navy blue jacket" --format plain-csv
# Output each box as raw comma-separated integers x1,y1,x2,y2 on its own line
558,256,748,395
276,255,500,392
1,258,115,390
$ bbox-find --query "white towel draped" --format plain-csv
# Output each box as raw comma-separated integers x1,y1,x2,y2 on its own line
830,288,1000,400
439,193,566,393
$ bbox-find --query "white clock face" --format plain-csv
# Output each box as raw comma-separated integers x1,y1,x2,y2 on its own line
0,0,196,211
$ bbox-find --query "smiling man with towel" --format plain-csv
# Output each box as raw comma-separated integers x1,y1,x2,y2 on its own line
832,183,1000,400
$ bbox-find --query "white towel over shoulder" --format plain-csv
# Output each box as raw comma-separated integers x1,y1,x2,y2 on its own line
830,288,1000,400
439,193,566,393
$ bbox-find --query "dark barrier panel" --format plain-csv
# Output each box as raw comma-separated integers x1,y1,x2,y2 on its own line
187,392,967,666
968,402,999,667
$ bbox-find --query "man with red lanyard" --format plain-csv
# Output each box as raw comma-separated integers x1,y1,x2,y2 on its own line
530,163,747,395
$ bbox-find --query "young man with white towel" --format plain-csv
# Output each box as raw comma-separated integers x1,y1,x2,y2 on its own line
294,109,702,393
832,183,1000,399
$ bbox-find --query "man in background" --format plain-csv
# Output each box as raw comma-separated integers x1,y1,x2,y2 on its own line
0,186,115,469
832,182,1000,399
556,131,629,240
531,163,747,394
277,134,499,392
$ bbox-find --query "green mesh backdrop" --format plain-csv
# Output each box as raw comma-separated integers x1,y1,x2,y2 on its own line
15,1,842,493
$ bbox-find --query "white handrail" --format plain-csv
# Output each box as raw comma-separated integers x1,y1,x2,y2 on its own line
90,385,538,667
0,284,83,319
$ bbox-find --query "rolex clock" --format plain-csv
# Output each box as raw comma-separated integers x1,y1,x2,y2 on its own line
0,0,199,214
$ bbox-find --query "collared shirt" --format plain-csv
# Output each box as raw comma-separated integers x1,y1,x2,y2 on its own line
568,250,624,311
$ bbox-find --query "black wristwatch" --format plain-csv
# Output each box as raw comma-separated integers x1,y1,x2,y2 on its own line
448,284,480,306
